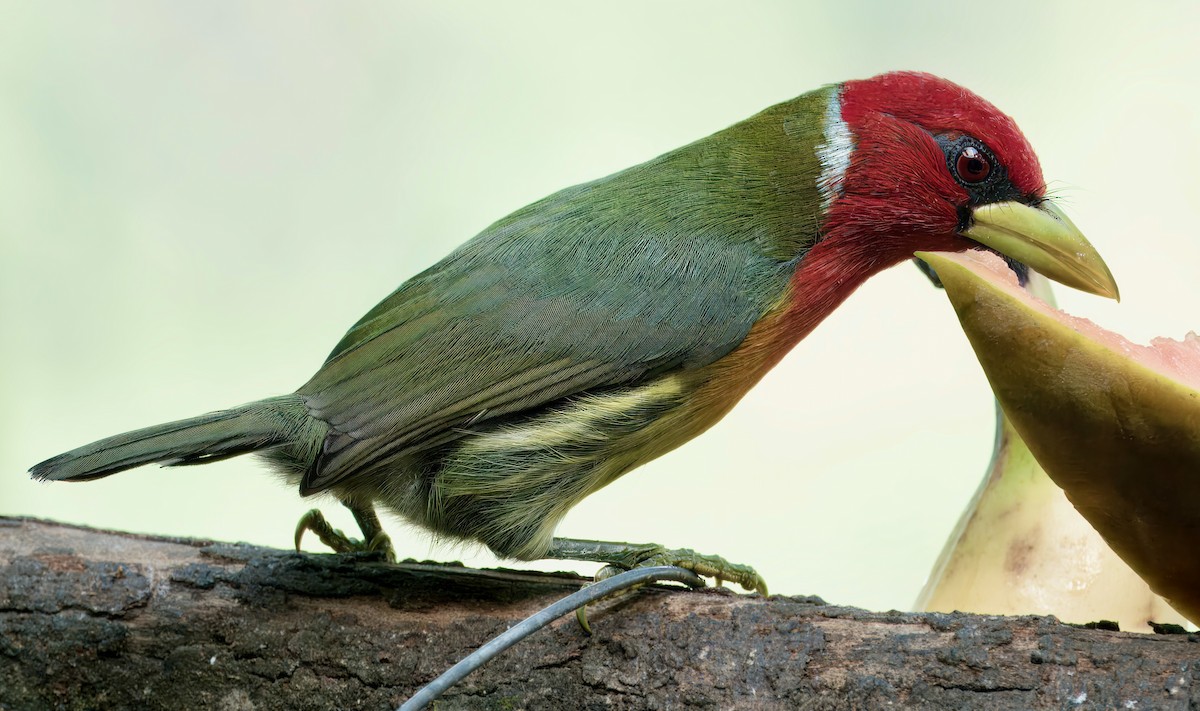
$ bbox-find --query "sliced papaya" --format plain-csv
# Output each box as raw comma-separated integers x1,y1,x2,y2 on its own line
917,249,1200,624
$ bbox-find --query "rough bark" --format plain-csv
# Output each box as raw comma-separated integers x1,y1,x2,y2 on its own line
1,516,1197,710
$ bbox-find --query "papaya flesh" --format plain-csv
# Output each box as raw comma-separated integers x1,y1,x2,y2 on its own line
917,249,1200,625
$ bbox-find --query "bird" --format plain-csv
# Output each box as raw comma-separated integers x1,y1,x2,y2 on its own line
30,71,1119,593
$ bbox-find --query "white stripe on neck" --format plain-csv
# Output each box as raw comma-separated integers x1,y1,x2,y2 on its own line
816,89,852,214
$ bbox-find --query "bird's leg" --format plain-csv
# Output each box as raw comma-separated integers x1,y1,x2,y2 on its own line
543,537,767,595
294,499,396,562
346,501,396,561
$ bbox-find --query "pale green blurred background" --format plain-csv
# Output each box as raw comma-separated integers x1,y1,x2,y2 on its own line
4,2,1198,614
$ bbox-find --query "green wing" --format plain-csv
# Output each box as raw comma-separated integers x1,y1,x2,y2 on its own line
299,94,827,493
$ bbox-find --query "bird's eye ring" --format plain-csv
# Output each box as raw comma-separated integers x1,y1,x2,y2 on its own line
955,146,991,184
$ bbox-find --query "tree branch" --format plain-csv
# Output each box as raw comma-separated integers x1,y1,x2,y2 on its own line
2,517,1196,710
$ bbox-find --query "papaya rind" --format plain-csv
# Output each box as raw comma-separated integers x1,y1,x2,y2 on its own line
917,250,1200,623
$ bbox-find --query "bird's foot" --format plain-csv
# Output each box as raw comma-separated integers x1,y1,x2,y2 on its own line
294,508,396,562
592,544,768,595
542,537,766,633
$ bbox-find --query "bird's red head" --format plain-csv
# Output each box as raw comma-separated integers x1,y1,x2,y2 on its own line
793,70,1116,331
819,71,1046,263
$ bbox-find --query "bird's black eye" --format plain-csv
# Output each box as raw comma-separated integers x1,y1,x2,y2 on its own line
955,146,991,184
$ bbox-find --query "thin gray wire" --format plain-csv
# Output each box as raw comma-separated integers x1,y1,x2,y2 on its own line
399,565,705,710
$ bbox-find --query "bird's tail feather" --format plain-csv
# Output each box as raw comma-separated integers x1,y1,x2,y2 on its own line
30,394,314,482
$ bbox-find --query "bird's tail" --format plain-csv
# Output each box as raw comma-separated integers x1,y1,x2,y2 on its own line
30,394,318,482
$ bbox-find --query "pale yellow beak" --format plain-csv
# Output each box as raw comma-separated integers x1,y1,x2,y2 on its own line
958,201,1120,301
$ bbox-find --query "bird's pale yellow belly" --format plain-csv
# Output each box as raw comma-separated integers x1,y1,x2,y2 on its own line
424,296,802,559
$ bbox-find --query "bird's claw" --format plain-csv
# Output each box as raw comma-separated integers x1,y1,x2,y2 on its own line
573,547,766,633
294,508,396,562
596,544,767,595
638,547,768,595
